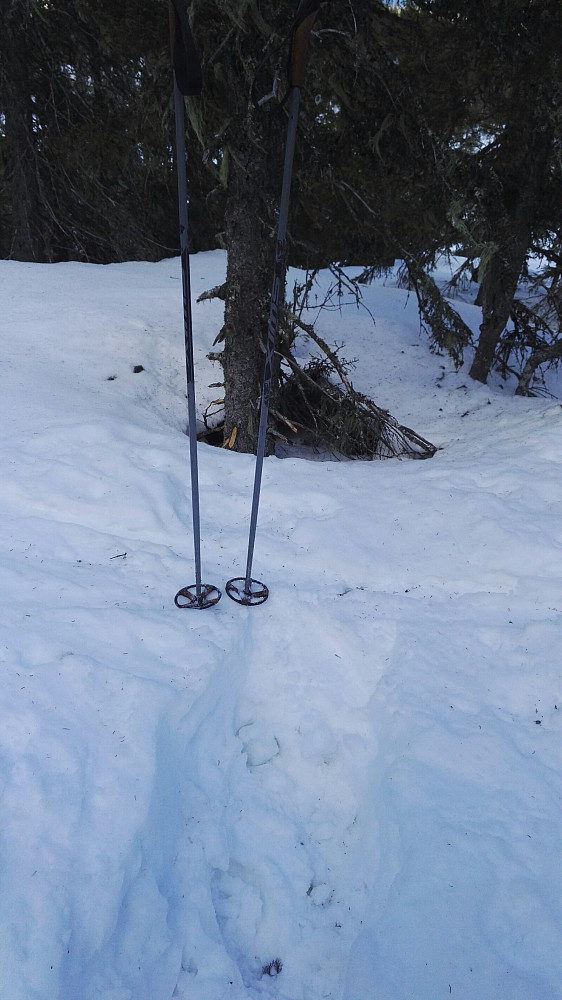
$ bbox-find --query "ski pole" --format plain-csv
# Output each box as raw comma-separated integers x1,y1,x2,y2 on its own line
170,0,221,609
226,0,321,607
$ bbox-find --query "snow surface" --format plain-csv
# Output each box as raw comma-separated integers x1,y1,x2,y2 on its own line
1,252,561,1000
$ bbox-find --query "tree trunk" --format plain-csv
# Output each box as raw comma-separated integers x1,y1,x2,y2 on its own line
515,340,562,396
221,112,280,455
469,246,526,383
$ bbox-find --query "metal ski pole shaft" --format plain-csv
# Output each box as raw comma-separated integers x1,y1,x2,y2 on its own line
247,89,300,579
169,0,220,609
226,0,321,607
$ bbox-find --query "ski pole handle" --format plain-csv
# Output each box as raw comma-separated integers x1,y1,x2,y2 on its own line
289,0,321,88
169,0,202,97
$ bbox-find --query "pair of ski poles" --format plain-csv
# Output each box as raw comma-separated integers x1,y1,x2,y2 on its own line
170,0,321,609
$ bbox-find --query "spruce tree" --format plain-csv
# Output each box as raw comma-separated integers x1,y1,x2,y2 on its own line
404,0,562,386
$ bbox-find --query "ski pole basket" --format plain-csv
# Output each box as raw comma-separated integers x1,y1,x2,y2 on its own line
225,578,269,607
174,584,222,610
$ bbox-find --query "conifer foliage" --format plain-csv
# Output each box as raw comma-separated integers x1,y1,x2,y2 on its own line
0,0,205,262
1,0,561,445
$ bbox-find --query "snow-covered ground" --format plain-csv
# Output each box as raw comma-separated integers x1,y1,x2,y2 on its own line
1,252,561,1000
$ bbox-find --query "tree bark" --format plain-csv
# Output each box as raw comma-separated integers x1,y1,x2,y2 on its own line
469,245,526,384
515,340,562,396
221,111,280,455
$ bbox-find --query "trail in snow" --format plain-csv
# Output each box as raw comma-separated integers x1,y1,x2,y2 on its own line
0,255,561,1000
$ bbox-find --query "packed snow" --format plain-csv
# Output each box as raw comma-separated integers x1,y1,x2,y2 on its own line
1,252,561,1000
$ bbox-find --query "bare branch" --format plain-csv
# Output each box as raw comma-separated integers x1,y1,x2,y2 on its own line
197,282,228,303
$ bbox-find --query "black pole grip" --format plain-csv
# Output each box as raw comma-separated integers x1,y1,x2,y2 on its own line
169,0,202,97
289,0,321,88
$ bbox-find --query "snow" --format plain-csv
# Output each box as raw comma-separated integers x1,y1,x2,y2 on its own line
1,252,561,1000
